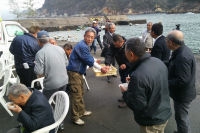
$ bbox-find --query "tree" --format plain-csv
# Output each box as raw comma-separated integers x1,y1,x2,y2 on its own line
23,0,38,17
9,0,38,19
9,0,23,19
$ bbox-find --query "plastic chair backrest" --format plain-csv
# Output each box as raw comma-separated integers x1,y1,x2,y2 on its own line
0,59,5,78
0,67,12,97
49,91,69,132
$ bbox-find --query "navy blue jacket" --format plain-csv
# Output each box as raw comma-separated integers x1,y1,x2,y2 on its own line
123,53,171,126
151,35,170,63
17,89,55,133
92,26,101,38
9,33,40,69
67,40,94,74
168,44,196,102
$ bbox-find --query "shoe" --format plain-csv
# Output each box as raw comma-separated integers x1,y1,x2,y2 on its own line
118,102,127,108
118,98,124,103
83,111,92,116
74,119,85,126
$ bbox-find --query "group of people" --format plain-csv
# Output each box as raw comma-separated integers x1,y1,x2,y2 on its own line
97,21,196,133
5,19,196,133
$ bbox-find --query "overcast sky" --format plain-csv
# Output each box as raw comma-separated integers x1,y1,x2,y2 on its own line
0,0,45,20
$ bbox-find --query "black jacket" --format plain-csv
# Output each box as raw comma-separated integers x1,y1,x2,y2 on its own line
151,35,170,63
105,41,130,70
101,32,113,57
168,44,196,103
123,53,171,126
17,89,55,133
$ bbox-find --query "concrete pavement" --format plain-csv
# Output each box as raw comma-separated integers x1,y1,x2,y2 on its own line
1,50,200,133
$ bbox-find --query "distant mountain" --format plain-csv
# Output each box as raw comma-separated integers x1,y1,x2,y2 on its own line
41,0,200,16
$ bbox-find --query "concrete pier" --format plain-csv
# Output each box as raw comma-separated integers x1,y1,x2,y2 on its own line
15,15,146,32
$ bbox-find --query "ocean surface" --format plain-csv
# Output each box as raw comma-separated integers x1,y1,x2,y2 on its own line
49,13,200,53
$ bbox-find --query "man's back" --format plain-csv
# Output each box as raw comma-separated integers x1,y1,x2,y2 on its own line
34,44,68,90
123,54,171,126
17,89,55,133
9,33,40,69
151,35,170,62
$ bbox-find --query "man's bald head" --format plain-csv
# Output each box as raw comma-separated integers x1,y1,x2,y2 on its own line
167,30,184,46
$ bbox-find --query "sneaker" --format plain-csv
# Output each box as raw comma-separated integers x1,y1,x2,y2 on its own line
83,111,92,116
74,119,85,126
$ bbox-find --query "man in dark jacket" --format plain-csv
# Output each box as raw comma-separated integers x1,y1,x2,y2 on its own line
166,30,196,133
9,26,41,87
121,38,171,133
151,23,170,63
105,34,130,108
7,84,55,133
101,23,115,65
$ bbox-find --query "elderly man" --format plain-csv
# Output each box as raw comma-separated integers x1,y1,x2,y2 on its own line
102,23,116,82
101,23,115,59
9,26,41,87
7,84,55,133
34,31,68,99
142,22,153,52
121,38,171,133
166,30,196,133
67,28,108,125
151,23,170,63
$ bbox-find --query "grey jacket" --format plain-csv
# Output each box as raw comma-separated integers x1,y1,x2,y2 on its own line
34,43,68,90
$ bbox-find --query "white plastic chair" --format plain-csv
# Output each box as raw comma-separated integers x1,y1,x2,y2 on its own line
83,75,90,90
0,67,14,116
31,77,44,92
0,59,5,78
32,91,69,133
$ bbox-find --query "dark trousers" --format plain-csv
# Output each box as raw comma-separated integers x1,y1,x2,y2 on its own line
119,69,129,83
97,35,103,49
43,84,67,100
16,67,36,87
174,101,192,133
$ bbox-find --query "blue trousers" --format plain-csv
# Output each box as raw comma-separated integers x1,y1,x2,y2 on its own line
90,39,97,54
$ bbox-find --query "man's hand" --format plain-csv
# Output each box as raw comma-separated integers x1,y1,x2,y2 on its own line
120,64,126,70
126,75,130,82
8,104,22,113
96,59,101,64
120,86,127,93
101,66,109,73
